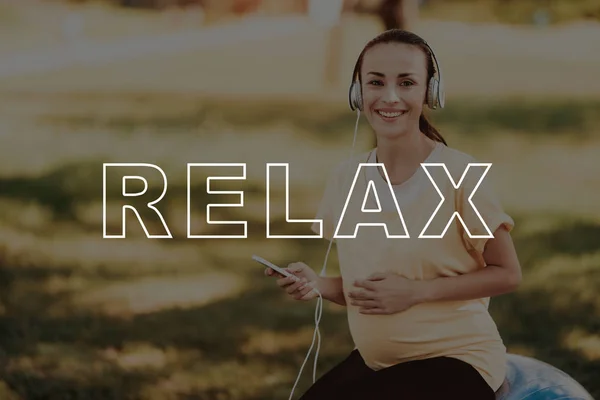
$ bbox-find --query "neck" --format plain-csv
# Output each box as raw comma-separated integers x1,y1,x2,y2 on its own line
376,129,436,166
374,129,437,185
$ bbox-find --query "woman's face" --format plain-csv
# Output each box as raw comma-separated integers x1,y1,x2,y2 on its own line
360,42,429,140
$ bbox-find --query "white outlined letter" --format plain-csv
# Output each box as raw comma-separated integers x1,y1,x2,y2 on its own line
103,163,172,239
266,163,322,238
419,163,494,239
187,163,247,239
334,163,409,238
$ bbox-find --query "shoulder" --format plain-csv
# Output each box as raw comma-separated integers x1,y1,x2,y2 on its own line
437,145,481,169
312,150,371,229
327,150,372,185
434,145,492,188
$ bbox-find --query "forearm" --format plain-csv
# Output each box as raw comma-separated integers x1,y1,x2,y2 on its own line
320,276,346,306
418,265,521,304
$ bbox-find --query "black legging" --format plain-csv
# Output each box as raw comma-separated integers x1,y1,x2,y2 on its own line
299,349,496,400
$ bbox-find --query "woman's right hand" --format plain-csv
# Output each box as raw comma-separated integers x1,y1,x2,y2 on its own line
265,261,322,301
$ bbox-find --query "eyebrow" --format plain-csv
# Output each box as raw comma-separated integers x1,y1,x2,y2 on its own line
366,72,415,78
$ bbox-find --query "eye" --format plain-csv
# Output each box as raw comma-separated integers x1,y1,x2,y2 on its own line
399,81,415,87
367,80,384,86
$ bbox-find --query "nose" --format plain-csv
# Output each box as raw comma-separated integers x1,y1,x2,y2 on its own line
382,84,400,103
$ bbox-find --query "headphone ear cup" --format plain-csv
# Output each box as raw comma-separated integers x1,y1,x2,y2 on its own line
348,81,363,111
356,84,363,111
437,78,445,109
427,78,439,109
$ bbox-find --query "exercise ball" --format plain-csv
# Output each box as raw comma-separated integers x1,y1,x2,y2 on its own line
496,354,593,400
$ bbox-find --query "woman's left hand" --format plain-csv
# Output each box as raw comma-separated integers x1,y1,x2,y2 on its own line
348,272,423,315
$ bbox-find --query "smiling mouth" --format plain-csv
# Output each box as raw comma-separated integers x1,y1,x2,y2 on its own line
376,110,406,118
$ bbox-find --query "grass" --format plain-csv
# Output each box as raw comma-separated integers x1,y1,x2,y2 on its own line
0,91,599,399
419,0,600,24
420,0,600,24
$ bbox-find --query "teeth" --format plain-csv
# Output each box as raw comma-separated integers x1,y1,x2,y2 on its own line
378,110,404,118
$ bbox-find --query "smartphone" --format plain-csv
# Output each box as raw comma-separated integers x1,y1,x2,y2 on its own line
252,255,299,281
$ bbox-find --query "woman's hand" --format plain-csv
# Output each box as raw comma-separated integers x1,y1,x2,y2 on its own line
265,262,322,301
348,272,423,315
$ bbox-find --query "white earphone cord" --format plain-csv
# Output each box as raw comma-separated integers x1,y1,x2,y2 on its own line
288,109,361,400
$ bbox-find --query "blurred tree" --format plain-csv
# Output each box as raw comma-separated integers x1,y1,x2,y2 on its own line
231,0,262,15
377,0,419,31
306,0,345,89
324,23,344,88
259,0,308,14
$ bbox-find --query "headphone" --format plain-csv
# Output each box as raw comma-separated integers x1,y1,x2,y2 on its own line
348,39,445,112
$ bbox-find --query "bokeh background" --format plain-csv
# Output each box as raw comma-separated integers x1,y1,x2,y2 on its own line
1,0,599,399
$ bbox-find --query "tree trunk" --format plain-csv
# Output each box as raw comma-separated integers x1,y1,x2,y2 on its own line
378,0,402,30
402,0,419,32
324,23,343,89
377,0,419,31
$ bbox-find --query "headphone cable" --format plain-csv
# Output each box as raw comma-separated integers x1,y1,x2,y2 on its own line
288,109,362,399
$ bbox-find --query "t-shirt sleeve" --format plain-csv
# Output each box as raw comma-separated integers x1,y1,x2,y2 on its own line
457,163,514,256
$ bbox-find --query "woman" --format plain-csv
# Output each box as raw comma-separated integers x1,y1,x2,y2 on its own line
265,29,522,399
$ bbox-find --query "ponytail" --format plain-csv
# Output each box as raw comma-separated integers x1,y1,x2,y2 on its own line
419,113,447,146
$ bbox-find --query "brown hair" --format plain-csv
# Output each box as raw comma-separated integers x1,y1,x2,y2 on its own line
351,29,447,146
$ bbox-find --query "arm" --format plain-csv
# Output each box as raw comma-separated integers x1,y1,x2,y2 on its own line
348,227,521,314
418,226,522,303
318,276,346,306
272,262,346,306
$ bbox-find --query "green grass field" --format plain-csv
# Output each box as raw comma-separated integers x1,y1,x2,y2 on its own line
0,91,599,399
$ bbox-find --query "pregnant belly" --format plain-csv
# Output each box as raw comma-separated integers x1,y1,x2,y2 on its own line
347,301,502,370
